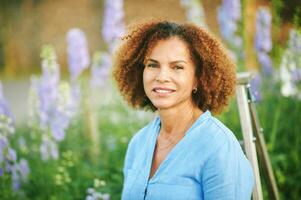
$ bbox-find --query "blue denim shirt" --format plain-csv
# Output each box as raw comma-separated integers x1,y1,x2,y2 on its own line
122,110,254,200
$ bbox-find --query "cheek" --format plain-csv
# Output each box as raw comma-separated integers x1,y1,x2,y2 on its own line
178,74,196,90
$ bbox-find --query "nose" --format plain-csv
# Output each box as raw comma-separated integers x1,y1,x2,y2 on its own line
155,67,170,83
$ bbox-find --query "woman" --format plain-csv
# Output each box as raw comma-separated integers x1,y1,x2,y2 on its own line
113,20,254,200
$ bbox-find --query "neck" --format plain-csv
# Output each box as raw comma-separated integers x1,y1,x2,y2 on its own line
157,101,203,137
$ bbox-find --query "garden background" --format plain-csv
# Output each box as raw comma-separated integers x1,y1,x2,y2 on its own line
0,0,301,199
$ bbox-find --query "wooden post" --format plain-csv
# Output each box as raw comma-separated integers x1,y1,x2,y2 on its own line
236,73,263,200
236,86,263,200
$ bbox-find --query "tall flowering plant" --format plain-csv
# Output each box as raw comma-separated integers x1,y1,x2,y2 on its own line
28,45,75,160
67,28,90,82
255,7,273,76
98,0,125,84
250,7,273,102
102,0,125,53
280,29,301,100
0,81,30,191
66,28,90,115
90,51,111,87
217,0,243,62
179,0,207,28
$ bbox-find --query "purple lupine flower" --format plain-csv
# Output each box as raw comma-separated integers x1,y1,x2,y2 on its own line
38,46,60,128
11,165,20,190
279,29,301,99
254,7,273,76
18,137,27,152
50,110,70,142
29,45,77,160
180,0,207,27
102,0,125,52
257,52,273,76
255,8,272,52
217,0,243,63
0,82,14,123
291,68,301,83
218,0,242,44
291,69,301,98
0,83,30,191
7,147,17,162
67,28,90,81
90,52,112,87
250,73,262,102
18,158,30,181
0,136,8,150
0,136,8,163
288,29,301,54
49,81,77,142
40,136,59,160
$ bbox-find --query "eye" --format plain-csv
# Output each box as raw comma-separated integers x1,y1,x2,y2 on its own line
174,65,184,70
146,63,158,68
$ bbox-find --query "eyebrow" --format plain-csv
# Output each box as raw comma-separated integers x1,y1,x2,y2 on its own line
145,58,187,64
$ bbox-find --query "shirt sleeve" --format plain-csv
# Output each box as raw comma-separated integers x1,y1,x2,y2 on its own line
201,130,254,200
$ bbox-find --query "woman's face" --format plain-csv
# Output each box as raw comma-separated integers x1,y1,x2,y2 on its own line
143,37,197,111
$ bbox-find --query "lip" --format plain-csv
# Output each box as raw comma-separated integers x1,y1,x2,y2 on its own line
152,87,176,92
152,87,176,96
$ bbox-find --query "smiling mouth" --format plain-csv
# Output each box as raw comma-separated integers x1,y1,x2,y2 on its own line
152,88,175,94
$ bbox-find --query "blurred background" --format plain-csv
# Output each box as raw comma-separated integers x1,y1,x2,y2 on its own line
0,0,300,199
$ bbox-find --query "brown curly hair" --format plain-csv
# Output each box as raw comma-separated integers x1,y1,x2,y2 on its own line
112,19,236,115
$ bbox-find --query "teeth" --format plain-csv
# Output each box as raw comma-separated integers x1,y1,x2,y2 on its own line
155,89,172,93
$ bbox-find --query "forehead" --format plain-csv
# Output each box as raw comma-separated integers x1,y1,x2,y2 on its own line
145,37,191,61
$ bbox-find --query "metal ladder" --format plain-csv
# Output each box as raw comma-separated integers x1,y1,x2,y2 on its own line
236,72,279,200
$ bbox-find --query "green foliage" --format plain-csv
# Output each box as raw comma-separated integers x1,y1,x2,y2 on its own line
1,84,153,200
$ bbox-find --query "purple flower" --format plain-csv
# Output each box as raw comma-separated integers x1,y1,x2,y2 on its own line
102,0,125,52
254,7,273,76
279,29,301,99
257,52,273,76
291,68,301,93
29,45,77,160
288,29,301,54
18,158,30,181
0,136,8,150
50,110,70,142
40,137,59,160
18,137,27,151
0,136,8,163
255,8,272,52
90,52,112,87
37,46,60,128
250,73,262,102
67,28,90,81
180,0,207,27
219,0,241,21
11,166,20,191
7,147,17,162
217,0,243,59
0,82,14,122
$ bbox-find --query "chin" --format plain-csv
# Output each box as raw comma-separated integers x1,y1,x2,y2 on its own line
151,102,174,110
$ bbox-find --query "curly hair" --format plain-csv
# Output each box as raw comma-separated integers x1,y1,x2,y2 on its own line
112,19,236,115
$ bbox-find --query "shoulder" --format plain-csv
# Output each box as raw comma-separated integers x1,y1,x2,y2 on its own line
199,115,252,175
126,116,159,153
202,116,242,154
200,116,254,198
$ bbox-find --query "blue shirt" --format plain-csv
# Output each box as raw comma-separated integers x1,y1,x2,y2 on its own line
122,110,254,200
